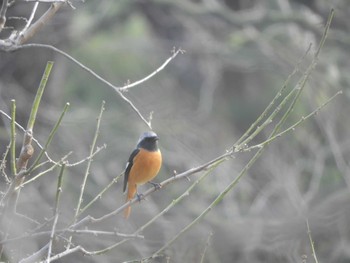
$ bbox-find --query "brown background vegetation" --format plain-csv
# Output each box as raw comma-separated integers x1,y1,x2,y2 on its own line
1,0,350,262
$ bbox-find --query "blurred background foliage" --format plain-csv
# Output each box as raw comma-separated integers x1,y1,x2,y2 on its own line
1,0,350,262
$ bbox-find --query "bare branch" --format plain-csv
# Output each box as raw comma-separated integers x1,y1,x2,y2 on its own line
0,109,106,170
71,151,233,230
78,170,123,216
0,228,143,245
19,153,69,187
0,143,11,183
246,91,342,151
200,232,213,263
19,244,49,263
0,109,57,164
74,101,105,220
18,2,39,38
0,0,8,32
66,144,106,167
10,99,17,176
306,219,319,263
9,44,184,129
46,163,66,262
16,3,64,45
119,48,185,92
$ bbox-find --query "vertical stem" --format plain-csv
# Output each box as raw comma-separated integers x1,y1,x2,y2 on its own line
74,101,105,219
306,219,319,263
47,163,66,262
27,61,54,131
10,99,17,176
66,101,105,249
27,102,70,174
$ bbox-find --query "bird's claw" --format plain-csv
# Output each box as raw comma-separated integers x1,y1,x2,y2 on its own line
136,193,145,202
148,181,161,190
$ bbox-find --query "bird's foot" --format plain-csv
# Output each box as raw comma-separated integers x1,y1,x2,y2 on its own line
148,181,161,190
136,193,145,202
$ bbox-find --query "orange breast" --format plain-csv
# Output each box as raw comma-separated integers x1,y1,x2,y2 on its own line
129,148,162,186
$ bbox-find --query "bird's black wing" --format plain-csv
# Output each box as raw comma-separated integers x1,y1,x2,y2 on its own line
123,148,140,193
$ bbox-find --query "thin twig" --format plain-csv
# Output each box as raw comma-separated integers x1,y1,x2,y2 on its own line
39,162,224,261
71,151,233,230
235,88,297,151
10,99,17,176
66,101,105,250
66,144,106,167
199,232,213,263
235,43,314,151
18,1,39,38
119,48,185,91
23,44,151,127
1,108,106,171
19,154,69,187
0,143,11,183
27,102,70,174
246,90,342,151
74,101,105,219
19,244,49,263
306,219,319,263
40,237,141,263
47,163,66,262
11,44,183,129
137,159,225,237
0,228,143,245
117,161,224,262
0,0,8,32
150,144,266,260
78,170,123,216
14,212,40,225
39,246,87,263
0,110,57,164
234,43,311,148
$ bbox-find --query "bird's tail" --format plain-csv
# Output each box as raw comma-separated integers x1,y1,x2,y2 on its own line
124,185,136,219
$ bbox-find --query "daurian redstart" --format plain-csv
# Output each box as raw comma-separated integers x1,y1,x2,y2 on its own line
123,131,162,218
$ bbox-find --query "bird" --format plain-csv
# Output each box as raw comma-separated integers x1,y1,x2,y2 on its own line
123,131,162,219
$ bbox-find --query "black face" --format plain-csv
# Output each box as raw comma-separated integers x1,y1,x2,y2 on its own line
137,134,159,151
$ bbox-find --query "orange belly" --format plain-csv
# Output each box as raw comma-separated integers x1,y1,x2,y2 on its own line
124,148,162,218
129,148,162,186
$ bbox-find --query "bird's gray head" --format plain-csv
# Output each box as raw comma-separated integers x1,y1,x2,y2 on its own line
137,131,159,151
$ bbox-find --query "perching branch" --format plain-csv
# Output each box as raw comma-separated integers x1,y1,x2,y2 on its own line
71,151,233,231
